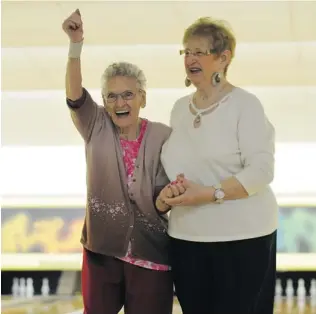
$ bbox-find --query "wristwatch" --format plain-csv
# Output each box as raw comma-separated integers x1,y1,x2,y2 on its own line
212,183,225,204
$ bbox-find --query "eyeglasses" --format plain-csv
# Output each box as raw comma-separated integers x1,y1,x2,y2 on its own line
106,90,138,103
179,48,217,58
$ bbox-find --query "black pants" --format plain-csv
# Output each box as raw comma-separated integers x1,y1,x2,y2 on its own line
170,231,276,314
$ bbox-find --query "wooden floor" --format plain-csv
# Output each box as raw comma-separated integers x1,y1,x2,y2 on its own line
1,296,316,314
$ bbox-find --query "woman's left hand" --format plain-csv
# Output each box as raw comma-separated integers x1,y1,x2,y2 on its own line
164,174,214,206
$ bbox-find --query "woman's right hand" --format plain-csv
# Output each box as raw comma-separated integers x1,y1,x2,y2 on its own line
62,9,84,43
156,181,186,212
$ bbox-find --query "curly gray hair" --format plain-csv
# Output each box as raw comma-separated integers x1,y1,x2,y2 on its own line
101,62,147,97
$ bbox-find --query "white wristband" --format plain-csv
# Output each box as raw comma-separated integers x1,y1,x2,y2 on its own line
68,40,83,59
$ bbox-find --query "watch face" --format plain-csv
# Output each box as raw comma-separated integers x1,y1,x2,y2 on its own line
215,189,225,199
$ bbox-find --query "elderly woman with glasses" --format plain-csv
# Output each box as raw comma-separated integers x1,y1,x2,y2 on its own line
158,17,278,314
62,9,178,314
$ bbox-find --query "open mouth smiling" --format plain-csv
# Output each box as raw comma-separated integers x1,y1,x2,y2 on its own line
188,67,202,74
115,110,130,117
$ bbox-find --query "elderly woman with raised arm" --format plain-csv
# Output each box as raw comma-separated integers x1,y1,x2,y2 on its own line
62,9,180,314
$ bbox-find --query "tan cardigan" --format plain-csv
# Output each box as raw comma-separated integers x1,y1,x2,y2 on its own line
67,89,171,265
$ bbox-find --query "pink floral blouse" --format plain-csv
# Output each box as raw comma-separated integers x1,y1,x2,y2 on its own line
117,119,170,271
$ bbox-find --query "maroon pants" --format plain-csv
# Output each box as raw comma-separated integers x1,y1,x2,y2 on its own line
82,249,174,314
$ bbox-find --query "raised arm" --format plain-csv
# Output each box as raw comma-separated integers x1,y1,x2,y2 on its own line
62,9,98,142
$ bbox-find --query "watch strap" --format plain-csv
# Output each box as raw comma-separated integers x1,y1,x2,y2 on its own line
213,183,224,203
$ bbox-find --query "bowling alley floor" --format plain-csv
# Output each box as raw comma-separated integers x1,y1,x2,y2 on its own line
1,296,316,314
2,296,181,314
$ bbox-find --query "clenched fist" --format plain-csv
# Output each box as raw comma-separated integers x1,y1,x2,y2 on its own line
62,9,83,43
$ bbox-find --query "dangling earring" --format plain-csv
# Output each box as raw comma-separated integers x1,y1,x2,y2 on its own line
211,72,221,86
185,77,191,87
141,103,146,108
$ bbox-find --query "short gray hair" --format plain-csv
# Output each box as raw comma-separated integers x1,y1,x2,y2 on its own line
101,61,147,97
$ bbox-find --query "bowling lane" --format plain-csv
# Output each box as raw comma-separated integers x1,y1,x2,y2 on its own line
1,296,83,314
1,296,183,314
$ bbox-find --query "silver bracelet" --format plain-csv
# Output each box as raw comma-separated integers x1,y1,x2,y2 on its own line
68,40,83,59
